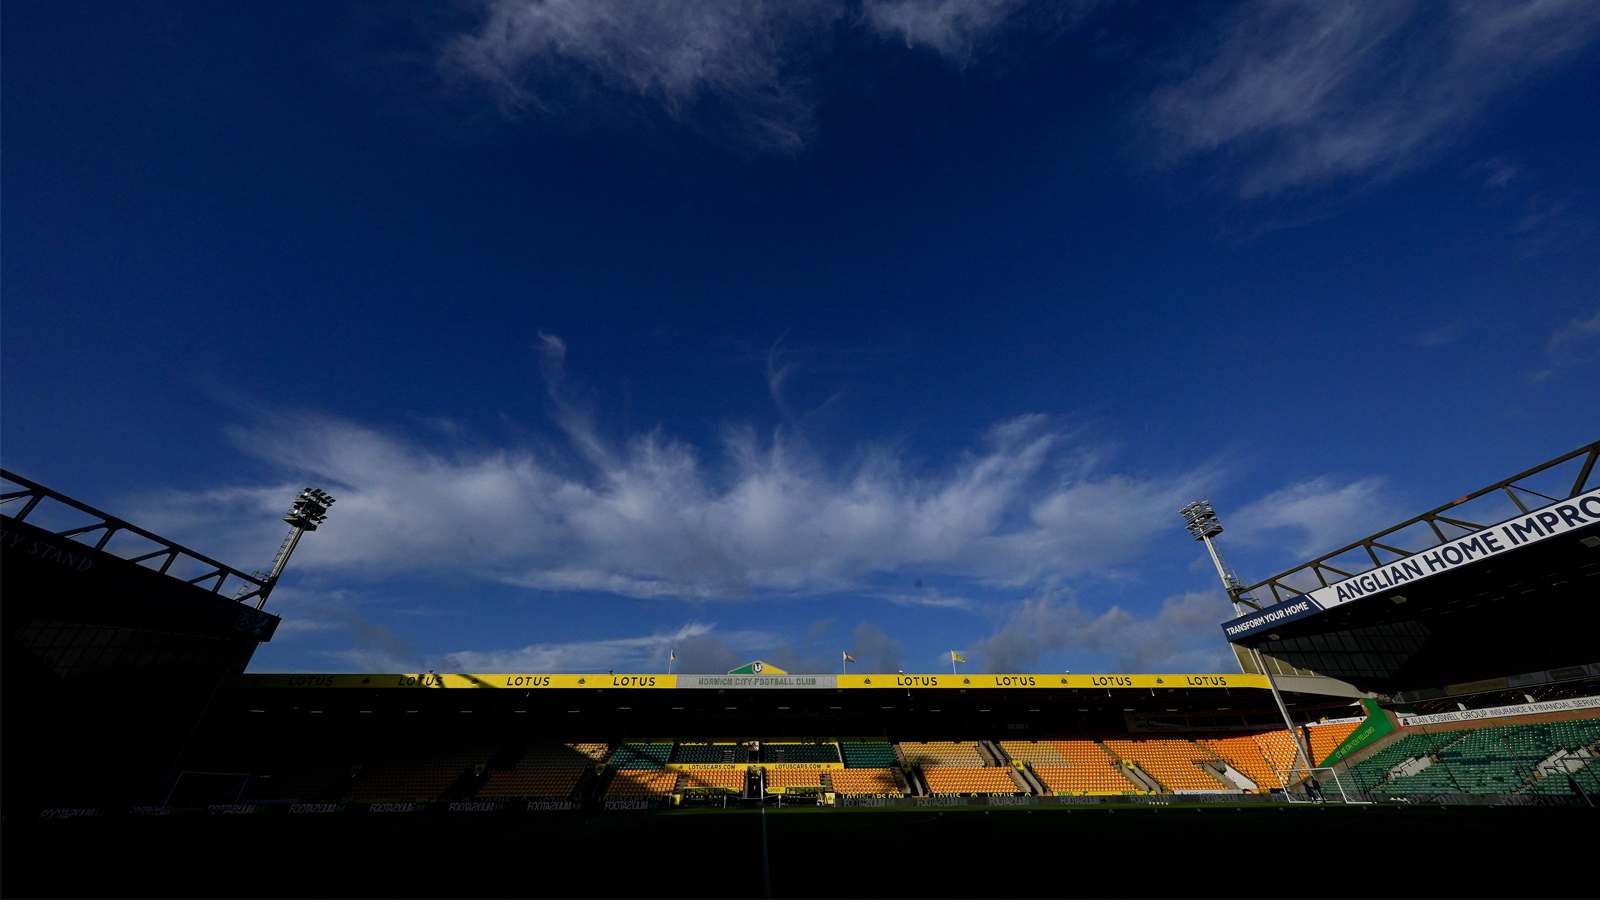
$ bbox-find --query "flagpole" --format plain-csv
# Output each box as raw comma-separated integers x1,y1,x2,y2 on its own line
841,650,845,676
668,651,674,675
951,651,957,676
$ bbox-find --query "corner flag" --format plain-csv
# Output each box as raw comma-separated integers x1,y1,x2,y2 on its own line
951,651,966,662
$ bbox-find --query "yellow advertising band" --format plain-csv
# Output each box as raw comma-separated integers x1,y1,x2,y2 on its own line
235,672,1270,690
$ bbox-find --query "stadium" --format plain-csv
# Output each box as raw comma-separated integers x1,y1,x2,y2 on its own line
5,442,1597,897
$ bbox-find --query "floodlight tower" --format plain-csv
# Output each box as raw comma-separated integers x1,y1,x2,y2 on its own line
240,488,336,609
1180,499,1256,616
1181,498,1315,781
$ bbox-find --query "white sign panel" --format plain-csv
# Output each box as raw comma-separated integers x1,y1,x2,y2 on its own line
1398,695,1600,727
677,675,837,689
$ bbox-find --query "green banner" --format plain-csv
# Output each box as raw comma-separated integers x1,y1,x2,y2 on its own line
1318,698,1395,767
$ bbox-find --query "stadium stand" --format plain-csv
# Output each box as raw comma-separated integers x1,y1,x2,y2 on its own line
1252,729,1302,780
766,743,840,764
477,771,581,799
1101,738,1229,792
609,743,674,769
604,770,679,798
510,742,609,771
1339,731,1460,792
471,742,606,799
1376,721,1600,796
244,764,351,803
342,742,498,802
764,768,823,791
829,769,904,795
1033,738,1140,793
896,741,986,768
1308,721,1362,765
671,743,748,764
921,767,1021,795
999,740,1070,767
1198,733,1290,791
677,769,746,793
839,741,898,768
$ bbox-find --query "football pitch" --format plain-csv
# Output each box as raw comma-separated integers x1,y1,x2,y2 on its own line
6,803,1591,898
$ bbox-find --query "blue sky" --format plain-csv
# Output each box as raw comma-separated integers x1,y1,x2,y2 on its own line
4,0,1598,675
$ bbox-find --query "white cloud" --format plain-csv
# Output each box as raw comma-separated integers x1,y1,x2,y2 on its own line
1231,476,1394,558
136,358,1211,601
862,0,1029,60
1146,0,1600,197
1531,305,1600,382
972,590,1237,673
884,588,975,610
439,0,847,152
438,621,726,671
437,0,1062,149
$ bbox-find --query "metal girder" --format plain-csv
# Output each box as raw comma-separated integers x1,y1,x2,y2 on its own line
0,469,269,604
1239,440,1600,606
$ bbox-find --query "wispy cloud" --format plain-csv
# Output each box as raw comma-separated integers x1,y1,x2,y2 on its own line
437,0,1067,150
972,589,1236,673
884,587,975,610
1531,305,1600,382
1472,157,1519,190
1146,0,1600,197
863,0,1030,61
1418,322,1464,347
137,340,1213,602
439,621,728,672
439,0,846,152
1230,476,1395,558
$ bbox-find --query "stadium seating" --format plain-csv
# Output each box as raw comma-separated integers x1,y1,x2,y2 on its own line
921,767,1021,795
896,741,986,768
1530,719,1600,795
671,743,748,764
764,768,823,790
1198,733,1289,791
1101,738,1229,792
245,765,350,802
1339,719,1600,795
609,743,674,769
476,771,582,799
999,741,1069,767
1038,738,1140,793
344,769,464,803
605,770,680,798
677,768,746,792
1379,720,1600,796
513,742,608,771
1307,721,1362,766
839,742,898,768
829,768,904,795
342,742,499,802
1252,730,1302,780
471,742,602,799
766,743,840,764
1339,732,1459,792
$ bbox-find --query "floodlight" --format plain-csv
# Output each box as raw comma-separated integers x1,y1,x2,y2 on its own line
283,488,336,531
1179,500,1223,540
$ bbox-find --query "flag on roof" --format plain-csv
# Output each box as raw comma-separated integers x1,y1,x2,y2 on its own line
951,651,966,663
843,652,856,663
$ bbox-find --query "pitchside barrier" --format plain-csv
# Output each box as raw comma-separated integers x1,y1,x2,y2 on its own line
36,790,1592,819
238,673,1273,691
